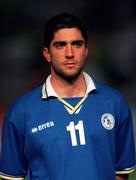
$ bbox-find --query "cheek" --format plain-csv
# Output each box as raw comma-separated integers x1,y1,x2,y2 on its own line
50,51,64,61
50,54,61,67
78,52,87,65
77,48,88,57
79,51,87,60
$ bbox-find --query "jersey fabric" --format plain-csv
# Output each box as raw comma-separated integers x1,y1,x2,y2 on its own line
0,72,135,180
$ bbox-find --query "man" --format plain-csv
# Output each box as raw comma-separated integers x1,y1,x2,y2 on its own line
0,13,135,180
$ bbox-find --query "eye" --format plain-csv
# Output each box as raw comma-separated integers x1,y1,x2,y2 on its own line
72,40,85,48
54,42,66,49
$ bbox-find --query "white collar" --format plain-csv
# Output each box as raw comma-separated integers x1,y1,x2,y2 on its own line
42,72,96,99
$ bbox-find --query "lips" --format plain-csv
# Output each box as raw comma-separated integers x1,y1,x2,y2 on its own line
64,62,77,68
64,60,77,66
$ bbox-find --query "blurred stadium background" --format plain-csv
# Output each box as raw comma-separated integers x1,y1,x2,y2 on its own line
0,0,136,179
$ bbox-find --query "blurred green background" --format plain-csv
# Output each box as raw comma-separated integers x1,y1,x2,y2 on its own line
129,170,136,180
129,171,136,180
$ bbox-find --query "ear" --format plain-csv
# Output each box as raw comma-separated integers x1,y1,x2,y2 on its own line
43,48,51,63
85,46,88,58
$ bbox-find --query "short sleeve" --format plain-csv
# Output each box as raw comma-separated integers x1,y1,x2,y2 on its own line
115,97,135,174
0,103,28,180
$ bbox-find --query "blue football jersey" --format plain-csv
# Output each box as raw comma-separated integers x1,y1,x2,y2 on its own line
0,73,135,180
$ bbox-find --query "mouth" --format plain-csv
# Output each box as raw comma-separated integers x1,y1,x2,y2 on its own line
63,61,77,68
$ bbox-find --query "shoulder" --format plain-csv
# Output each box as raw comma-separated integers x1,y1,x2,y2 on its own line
93,82,132,125
12,86,42,107
6,86,42,120
94,81,131,112
4,86,43,131
95,81,125,101
94,81,131,117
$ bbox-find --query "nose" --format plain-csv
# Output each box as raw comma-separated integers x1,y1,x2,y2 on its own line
65,45,74,58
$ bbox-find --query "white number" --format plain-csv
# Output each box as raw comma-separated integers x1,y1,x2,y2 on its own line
66,120,86,146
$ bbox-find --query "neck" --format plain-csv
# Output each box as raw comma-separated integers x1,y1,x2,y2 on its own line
50,72,87,98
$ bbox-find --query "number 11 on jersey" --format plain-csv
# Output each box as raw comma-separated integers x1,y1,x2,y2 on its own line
66,120,86,146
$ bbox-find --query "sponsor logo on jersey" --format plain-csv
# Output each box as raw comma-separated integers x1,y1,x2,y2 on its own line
101,113,115,130
31,121,54,133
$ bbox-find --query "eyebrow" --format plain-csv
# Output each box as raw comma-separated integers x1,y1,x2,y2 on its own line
52,40,85,46
53,41,66,46
72,40,85,45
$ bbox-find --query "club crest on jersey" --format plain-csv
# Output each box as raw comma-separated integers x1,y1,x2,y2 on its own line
101,113,115,130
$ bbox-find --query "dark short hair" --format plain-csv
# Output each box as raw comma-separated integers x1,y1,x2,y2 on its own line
43,13,88,49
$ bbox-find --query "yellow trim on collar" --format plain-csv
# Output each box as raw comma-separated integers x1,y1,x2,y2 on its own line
58,95,88,114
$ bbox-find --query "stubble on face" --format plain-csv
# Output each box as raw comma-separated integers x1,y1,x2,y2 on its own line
50,55,86,82
48,28,88,82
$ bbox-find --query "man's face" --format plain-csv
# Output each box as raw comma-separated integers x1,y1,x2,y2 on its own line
43,28,88,81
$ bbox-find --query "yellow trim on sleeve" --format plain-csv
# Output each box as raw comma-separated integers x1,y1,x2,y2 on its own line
116,168,135,174
0,174,25,180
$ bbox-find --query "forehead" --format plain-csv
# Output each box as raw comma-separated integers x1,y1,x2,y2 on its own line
52,28,84,42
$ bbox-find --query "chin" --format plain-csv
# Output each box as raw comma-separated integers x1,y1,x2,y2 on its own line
60,70,83,81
